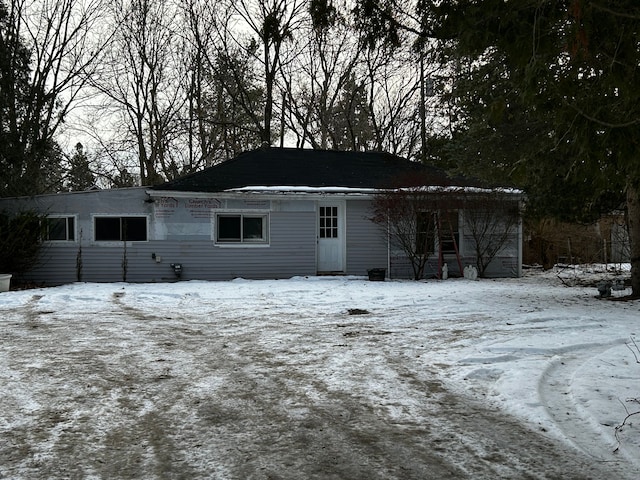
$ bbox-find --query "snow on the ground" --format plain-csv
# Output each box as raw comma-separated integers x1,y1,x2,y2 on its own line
0,264,638,478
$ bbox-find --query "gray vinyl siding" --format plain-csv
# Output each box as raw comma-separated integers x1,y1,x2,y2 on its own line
465,232,521,278
388,208,521,279
390,250,521,279
389,254,442,280
23,210,317,284
2,188,153,285
0,190,320,284
31,244,83,284
164,211,317,281
1,188,522,284
459,217,521,278
345,200,388,276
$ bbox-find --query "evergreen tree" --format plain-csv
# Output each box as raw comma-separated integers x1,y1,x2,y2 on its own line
67,143,95,192
432,0,640,295
329,74,375,151
112,168,137,188
200,49,266,164
0,1,64,197
0,209,44,278
351,0,640,295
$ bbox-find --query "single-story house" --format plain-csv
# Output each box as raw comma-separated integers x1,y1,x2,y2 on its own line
0,147,523,284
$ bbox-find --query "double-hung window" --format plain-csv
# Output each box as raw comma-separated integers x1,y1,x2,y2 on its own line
216,213,268,244
94,216,148,242
44,216,76,242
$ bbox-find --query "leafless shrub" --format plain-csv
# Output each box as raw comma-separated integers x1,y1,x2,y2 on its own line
614,336,640,453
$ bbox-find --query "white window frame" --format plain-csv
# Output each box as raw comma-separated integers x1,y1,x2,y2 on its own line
43,215,77,243
213,211,270,247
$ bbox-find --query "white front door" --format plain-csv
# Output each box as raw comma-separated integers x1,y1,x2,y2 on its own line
317,202,345,273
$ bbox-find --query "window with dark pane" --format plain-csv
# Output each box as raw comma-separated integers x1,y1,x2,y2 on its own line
242,216,263,240
67,217,75,240
95,216,147,241
95,217,121,241
123,217,147,241
216,214,267,243
45,217,74,241
217,216,241,241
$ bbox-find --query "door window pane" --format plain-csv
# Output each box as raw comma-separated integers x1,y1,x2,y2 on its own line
319,206,338,238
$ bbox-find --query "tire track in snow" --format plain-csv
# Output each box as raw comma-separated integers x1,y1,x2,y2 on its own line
537,340,632,463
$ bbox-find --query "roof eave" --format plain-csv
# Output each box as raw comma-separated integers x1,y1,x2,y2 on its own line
147,185,523,200
146,188,380,200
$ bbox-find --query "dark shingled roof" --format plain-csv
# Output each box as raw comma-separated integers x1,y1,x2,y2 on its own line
152,147,479,192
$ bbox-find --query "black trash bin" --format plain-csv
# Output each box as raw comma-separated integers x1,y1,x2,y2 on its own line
367,268,386,281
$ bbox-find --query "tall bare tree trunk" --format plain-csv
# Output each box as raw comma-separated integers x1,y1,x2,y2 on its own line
627,179,640,297
263,43,274,146
419,52,427,162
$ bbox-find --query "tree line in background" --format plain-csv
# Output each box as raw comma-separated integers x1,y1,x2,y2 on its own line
1,0,639,294
352,0,639,295
0,0,446,195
